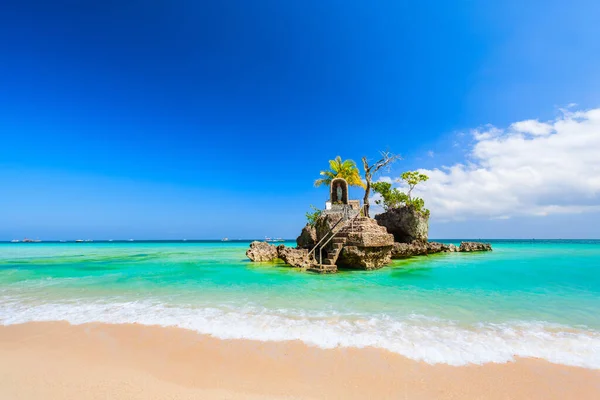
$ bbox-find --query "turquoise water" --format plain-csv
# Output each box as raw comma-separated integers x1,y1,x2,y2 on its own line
1,240,599,368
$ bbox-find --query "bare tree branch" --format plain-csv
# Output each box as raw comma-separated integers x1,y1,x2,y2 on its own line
362,151,401,217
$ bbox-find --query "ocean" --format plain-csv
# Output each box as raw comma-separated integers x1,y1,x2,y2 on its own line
1,240,599,369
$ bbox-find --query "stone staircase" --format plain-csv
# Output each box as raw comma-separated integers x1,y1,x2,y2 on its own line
324,237,346,264
338,217,372,236
307,237,346,273
307,208,377,274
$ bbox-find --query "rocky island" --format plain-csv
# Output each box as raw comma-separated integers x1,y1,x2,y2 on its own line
247,157,492,273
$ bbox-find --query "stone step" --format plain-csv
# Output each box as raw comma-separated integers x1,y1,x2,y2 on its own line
341,226,387,234
343,220,372,226
331,237,346,244
307,264,338,274
340,225,374,232
323,249,340,264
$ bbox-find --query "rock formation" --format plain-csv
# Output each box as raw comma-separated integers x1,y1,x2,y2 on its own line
296,224,317,249
245,241,279,262
305,211,395,271
314,212,344,243
277,245,311,268
391,241,492,258
391,241,456,258
375,206,428,243
246,203,492,271
336,217,394,270
459,241,492,252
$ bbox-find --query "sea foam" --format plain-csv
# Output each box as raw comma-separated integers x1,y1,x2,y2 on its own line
1,298,599,369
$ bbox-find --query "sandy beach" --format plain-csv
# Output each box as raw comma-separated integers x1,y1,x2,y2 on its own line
0,322,598,399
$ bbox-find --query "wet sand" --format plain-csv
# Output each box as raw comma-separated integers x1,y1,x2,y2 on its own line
1,321,599,399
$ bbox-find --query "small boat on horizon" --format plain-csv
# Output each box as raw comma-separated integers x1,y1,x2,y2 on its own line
221,237,229,241
265,237,285,243
10,239,19,243
22,238,41,243
75,239,84,243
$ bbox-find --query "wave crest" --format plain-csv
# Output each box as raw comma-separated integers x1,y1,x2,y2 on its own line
1,299,599,369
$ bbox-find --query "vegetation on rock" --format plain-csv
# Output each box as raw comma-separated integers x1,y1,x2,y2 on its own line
400,171,429,202
372,170,430,217
305,205,323,227
371,181,409,210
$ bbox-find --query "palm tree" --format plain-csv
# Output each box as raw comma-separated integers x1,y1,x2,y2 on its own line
314,156,366,189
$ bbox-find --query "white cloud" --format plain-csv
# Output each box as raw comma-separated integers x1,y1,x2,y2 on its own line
385,108,600,221
509,119,553,136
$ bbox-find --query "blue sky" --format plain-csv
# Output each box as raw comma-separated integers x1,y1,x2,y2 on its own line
1,0,600,240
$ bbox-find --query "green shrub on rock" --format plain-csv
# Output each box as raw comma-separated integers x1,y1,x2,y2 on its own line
371,171,430,217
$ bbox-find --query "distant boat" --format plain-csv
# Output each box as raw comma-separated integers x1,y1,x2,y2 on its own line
10,239,19,243
85,239,93,242
75,239,84,243
59,240,66,243
22,238,41,243
265,237,284,243
221,237,229,241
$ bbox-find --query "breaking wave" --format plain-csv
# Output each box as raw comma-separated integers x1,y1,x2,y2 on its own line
1,298,599,369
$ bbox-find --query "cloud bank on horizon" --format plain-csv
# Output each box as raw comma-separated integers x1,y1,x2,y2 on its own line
381,107,600,222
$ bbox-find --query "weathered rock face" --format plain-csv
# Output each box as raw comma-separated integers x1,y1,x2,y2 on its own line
392,241,427,258
336,217,394,270
391,241,457,259
459,241,492,252
246,241,278,262
277,245,310,268
375,206,428,243
427,242,458,254
338,246,392,270
296,224,317,249
315,212,344,242
390,240,494,259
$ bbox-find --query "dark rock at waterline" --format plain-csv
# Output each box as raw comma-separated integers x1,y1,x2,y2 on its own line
390,240,492,258
459,241,493,252
391,241,457,258
245,241,312,267
277,245,311,268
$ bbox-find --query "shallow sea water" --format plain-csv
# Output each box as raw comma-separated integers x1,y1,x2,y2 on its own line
1,240,599,368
